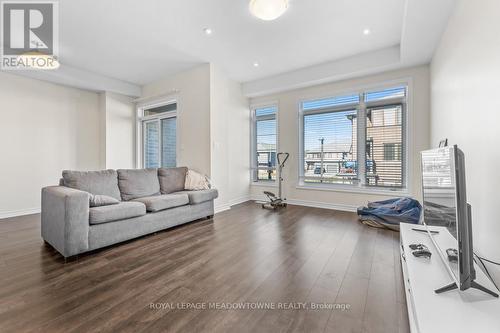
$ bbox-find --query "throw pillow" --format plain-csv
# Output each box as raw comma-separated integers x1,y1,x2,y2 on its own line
184,170,210,190
89,194,120,207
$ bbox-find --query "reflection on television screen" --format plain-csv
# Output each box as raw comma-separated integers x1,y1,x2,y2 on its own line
423,201,457,238
421,147,460,282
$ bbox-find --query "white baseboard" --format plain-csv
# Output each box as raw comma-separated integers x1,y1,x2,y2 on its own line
214,204,231,214
214,195,251,214
0,196,253,220
0,207,41,219
228,195,251,207
286,199,357,212
250,195,357,213
0,197,356,220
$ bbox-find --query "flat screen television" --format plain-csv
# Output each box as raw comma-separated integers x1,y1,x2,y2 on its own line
421,145,498,297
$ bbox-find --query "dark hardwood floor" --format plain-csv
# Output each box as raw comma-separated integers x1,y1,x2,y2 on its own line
0,202,409,333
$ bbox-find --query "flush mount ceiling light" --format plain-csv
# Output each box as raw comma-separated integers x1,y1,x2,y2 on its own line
249,0,289,21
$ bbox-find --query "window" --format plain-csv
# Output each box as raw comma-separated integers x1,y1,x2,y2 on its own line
384,143,402,161
300,86,407,190
143,121,160,168
251,105,277,182
303,109,357,184
143,103,177,117
139,102,177,168
366,104,404,188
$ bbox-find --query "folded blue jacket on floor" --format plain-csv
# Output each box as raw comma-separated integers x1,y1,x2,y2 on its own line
357,197,422,229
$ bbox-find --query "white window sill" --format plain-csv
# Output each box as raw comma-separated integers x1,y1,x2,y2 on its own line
295,183,410,196
251,181,277,188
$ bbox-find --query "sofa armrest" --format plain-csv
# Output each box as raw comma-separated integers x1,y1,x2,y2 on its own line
41,186,90,257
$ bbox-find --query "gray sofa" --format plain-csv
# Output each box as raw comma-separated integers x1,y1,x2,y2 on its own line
41,167,218,258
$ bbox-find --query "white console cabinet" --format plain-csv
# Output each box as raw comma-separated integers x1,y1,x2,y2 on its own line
400,223,500,333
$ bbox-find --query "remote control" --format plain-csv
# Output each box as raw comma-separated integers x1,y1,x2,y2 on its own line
409,243,427,251
412,249,432,258
446,248,458,262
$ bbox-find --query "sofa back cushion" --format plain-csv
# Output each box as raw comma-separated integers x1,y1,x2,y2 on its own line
62,170,121,200
117,169,160,201
158,167,188,194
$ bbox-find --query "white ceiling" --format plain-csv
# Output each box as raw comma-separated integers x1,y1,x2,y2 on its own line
59,0,405,85
6,0,456,97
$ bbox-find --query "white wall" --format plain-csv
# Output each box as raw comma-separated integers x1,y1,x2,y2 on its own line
142,65,211,176
100,92,136,169
210,65,250,211
0,71,101,218
142,64,250,212
226,81,251,207
249,65,430,210
430,0,500,281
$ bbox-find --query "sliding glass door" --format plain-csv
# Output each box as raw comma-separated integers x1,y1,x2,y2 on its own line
140,102,177,168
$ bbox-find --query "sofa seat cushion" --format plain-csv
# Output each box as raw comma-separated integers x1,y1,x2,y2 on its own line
89,202,146,225
132,194,189,212
175,189,218,205
158,167,188,194
117,169,160,201
62,169,121,200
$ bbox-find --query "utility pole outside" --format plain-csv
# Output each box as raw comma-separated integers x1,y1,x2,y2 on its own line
319,137,325,182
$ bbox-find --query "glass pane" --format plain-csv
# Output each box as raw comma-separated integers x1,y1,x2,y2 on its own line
257,168,276,181
303,110,358,184
302,94,359,111
144,121,159,168
366,105,403,187
255,106,277,117
144,103,177,116
365,87,406,103
256,118,276,181
161,117,176,168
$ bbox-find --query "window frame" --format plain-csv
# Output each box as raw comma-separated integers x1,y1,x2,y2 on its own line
297,79,412,195
136,99,178,169
250,102,279,185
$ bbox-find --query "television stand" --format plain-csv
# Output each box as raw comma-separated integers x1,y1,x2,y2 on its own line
400,223,500,332
435,281,499,297
435,281,458,294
